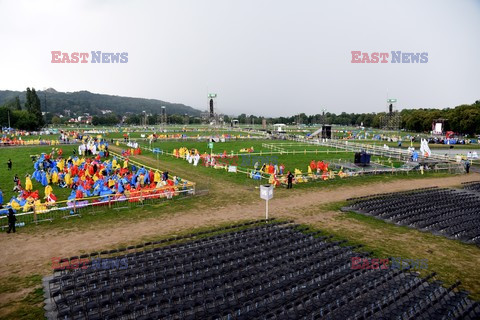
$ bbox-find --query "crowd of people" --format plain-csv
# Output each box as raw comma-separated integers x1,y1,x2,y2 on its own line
1,136,191,219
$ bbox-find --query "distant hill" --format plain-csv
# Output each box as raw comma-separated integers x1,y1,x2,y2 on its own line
0,88,202,117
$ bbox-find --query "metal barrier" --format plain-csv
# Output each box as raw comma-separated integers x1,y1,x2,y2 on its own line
0,187,195,229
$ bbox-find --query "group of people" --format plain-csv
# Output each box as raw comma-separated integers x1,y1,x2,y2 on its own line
308,160,329,175
3,135,191,221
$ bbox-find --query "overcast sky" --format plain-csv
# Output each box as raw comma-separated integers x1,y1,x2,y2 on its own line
0,0,479,116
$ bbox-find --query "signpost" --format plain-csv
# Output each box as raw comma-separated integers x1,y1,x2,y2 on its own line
260,184,273,222
208,142,213,155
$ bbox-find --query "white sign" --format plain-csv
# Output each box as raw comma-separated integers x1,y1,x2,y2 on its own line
228,166,237,173
260,184,273,200
260,184,273,221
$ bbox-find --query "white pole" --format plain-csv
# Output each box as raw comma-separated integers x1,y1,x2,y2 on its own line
266,199,269,222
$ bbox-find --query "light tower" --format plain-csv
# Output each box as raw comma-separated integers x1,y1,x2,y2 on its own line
160,106,167,126
208,93,217,124
381,98,401,130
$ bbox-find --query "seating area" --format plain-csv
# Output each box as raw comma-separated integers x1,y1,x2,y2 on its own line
43,221,479,319
463,181,480,193
343,187,480,246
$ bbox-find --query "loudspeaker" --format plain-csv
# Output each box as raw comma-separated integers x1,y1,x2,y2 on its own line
321,125,332,139
354,152,361,164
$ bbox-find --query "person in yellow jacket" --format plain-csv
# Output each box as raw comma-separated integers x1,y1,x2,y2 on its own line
65,173,72,186
44,185,53,197
123,160,128,169
52,171,59,184
25,175,33,191
57,160,64,172
154,170,161,184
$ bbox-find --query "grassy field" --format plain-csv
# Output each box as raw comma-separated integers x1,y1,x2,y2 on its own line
130,139,415,184
0,135,478,319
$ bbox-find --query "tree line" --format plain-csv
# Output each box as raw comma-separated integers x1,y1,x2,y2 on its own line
0,88,44,130
1,88,478,135
234,100,480,135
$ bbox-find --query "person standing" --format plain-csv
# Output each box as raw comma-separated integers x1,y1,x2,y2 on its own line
7,159,12,171
13,174,21,192
7,209,16,233
0,188,3,208
465,159,471,173
287,171,294,189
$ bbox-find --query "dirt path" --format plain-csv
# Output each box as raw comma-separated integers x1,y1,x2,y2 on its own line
0,170,478,277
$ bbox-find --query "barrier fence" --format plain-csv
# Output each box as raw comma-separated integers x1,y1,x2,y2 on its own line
0,185,195,229
115,135,268,144
289,136,478,165
0,140,79,147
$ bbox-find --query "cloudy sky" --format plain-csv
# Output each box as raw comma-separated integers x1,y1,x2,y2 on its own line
0,0,479,116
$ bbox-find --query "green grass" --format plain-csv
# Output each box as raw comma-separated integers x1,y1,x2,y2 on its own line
0,275,45,320
129,139,449,188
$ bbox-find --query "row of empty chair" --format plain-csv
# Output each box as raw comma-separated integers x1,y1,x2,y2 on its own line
44,221,480,320
463,181,480,193
343,187,480,246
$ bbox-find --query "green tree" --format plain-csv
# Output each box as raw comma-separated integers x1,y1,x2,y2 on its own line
14,96,21,110
147,114,157,125
24,87,44,129
31,88,44,127
52,116,62,125
125,114,141,125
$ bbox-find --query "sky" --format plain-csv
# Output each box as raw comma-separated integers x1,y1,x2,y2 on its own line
0,0,479,117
